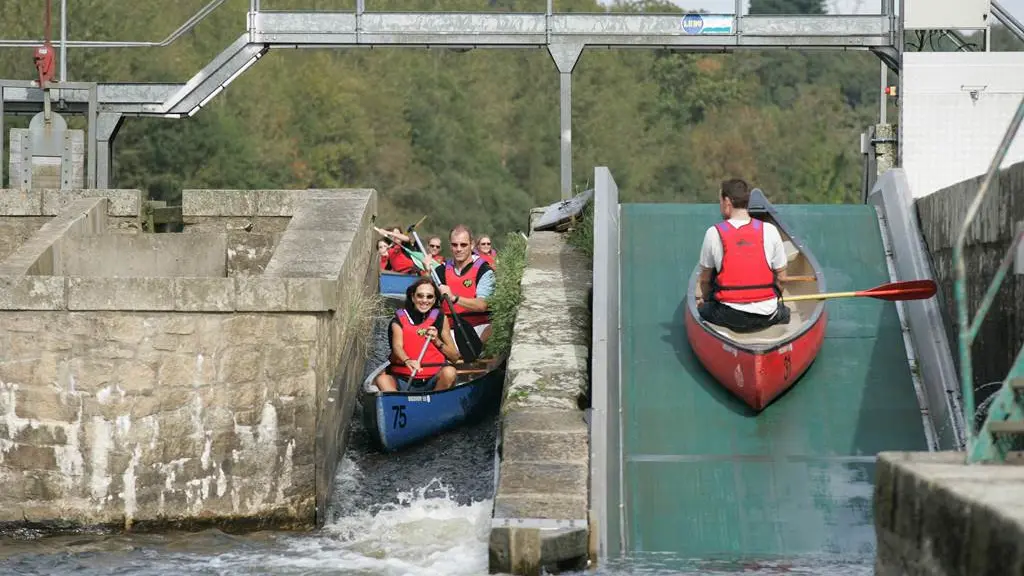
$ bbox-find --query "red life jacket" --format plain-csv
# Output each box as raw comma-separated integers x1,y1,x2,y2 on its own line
476,251,496,269
389,308,445,378
387,244,416,274
379,255,389,270
712,219,777,304
441,259,490,327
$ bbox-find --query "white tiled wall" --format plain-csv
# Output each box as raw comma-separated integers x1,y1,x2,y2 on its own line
901,52,1024,199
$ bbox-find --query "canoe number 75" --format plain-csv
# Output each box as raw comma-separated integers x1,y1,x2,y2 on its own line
392,405,408,429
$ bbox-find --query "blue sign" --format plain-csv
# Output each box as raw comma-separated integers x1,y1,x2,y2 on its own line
681,13,734,35
682,13,704,35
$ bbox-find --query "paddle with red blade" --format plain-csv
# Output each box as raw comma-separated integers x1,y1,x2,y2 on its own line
783,280,937,303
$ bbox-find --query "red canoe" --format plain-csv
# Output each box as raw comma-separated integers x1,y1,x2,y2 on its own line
684,190,827,411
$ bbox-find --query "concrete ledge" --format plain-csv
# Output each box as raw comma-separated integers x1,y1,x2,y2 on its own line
0,189,140,217
183,189,305,217
490,230,592,575
874,451,1024,576
0,198,108,276
0,276,339,312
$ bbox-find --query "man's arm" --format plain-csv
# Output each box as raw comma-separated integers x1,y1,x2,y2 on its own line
696,267,713,306
696,228,719,306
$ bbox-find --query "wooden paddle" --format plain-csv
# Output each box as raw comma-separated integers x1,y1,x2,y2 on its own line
409,229,483,363
408,338,432,380
782,280,937,303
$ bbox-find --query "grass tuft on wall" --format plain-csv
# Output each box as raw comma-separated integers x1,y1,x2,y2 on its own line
483,232,528,358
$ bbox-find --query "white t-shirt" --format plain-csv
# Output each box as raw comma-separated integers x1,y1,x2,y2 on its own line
699,217,787,316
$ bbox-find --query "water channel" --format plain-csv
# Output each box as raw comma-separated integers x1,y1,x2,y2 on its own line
0,318,874,575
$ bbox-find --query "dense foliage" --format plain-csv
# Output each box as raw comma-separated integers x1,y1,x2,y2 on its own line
1,0,1020,245
482,232,528,357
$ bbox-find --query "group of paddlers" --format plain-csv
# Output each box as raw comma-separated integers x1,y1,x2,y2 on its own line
373,223,499,394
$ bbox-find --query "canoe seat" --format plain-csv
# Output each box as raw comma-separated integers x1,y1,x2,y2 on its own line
704,307,806,345
783,240,800,263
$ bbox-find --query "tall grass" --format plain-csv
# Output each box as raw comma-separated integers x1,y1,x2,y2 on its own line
483,232,528,357
565,203,594,260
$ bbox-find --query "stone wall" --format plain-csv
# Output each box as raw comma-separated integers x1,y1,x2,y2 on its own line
489,224,592,575
0,188,141,262
874,451,1024,576
182,190,297,276
0,188,378,533
916,161,1024,398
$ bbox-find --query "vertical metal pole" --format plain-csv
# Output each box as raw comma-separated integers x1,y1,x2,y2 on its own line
60,0,68,82
87,85,97,188
879,62,887,124
0,87,5,189
735,0,742,16
559,72,572,200
546,0,552,16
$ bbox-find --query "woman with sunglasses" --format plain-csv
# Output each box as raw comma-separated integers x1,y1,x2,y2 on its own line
474,235,497,269
373,277,461,393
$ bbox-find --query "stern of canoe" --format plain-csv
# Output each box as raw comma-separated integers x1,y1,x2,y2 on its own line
379,271,419,301
684,296,827,411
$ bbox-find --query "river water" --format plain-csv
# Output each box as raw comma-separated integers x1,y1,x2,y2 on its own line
0,317,875,575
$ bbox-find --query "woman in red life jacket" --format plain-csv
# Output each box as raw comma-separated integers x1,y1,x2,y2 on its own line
474,235,497,269
375,225,418,274
377,239,391,271
373,277,461,393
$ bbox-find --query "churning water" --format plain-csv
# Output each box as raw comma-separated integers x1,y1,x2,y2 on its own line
0,318,874,575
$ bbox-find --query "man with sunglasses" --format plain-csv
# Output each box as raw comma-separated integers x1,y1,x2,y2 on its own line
426,236,446,267
436,224,495,343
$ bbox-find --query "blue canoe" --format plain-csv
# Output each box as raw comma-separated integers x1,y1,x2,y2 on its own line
379,270,420,303
360,356,507,452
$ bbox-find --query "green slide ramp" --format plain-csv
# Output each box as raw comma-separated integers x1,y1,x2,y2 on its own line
619,203,929,564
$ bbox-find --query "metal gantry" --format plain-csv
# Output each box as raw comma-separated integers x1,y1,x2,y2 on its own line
0,1,900,197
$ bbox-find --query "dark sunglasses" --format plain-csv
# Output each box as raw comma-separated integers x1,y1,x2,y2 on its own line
414,292,436,300
451,242,470,248
428,244,441,248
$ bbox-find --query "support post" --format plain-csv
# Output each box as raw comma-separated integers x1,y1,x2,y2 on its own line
547,43,583,201
0,88,4,189
95,113,124,189
87,84,98,188
874,123,897,175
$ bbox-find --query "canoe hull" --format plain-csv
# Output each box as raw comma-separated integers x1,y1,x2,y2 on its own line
360,358,506,452
379,271,419,303
684,305,826,411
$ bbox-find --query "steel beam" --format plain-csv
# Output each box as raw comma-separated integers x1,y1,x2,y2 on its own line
251,12,892,50
1,82,181,115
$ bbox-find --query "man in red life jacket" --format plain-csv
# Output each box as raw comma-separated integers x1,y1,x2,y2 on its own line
437,224,495,344
695,179,791,332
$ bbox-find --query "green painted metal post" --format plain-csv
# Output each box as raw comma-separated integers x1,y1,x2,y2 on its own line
953,95,1024,462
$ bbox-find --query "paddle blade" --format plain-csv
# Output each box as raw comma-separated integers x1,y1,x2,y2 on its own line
451,314,483,363
858,279,937,301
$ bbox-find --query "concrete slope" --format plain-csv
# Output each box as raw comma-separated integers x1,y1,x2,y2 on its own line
617,202,930,564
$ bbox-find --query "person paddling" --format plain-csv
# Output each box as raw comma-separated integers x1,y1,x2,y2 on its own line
374,278,461,393
375,225,418,274
694,178,791,332
437,224,495,344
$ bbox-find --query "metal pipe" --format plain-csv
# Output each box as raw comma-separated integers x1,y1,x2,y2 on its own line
953,95,1024,450
60,0,67,81
0,0,226,49
992,1,1024,44
879,61,886,124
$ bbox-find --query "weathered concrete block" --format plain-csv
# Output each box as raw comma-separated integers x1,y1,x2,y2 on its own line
41,189,141,217
68,277,176,311
0,189,42,215
174,278,235,311
874,451,1024,576
0,276,65,310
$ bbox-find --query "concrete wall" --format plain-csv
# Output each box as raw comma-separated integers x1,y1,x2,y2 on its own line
0,188,141,262
61,234,228,278
182,190,296,276
874,451,1024,576
915,160,1024,400
0,188,378,533
489,220,592,575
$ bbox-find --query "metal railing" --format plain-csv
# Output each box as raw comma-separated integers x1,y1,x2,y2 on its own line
952,94,1024,461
